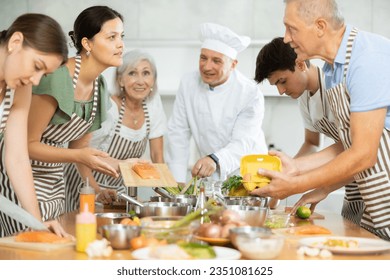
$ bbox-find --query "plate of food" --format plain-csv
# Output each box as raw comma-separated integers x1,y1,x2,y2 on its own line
299,236,390,255
131,243,241,260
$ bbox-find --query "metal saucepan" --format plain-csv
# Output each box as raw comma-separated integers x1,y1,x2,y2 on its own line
152,187,198,207
118,193,192,218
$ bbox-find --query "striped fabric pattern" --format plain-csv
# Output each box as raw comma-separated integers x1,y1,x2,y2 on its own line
64,97,151,212
326,28,390,240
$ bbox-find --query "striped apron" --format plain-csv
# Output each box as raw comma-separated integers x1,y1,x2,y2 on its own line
326,28,390,240
0,88,24,237
30,55,99,222
309,68,360,217
64,97,150,212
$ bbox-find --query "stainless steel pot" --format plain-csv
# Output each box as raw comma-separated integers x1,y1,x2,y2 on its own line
118,193,192,218
152,187,198,207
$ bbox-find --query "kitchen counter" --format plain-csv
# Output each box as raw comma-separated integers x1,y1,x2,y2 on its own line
0,210,389,260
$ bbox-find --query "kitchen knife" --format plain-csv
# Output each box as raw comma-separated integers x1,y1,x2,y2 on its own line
0,195,48,231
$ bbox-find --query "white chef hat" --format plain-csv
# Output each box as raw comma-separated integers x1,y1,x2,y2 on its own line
199,22,251,59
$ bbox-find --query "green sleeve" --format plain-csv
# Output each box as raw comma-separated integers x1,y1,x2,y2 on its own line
32,66,74,124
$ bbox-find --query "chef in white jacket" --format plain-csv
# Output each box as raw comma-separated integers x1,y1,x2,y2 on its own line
166,22,267,184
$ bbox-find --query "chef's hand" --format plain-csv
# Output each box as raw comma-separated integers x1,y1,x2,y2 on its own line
96,189,117,204
191,157,216,178
290,188,329,215
250,168,295,199
269,150,299,176
44,220,74,240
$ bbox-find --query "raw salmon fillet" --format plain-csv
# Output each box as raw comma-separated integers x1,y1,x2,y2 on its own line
132,163,160,179
15,231,71,243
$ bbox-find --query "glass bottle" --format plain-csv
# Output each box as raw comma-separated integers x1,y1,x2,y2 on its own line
195,181,207,224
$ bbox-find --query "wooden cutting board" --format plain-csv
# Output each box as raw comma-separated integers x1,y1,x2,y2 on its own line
285,207,325,219
0,236,75,252
119,163,178,187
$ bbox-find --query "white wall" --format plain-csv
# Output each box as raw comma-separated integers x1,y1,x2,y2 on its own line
2,0,389,211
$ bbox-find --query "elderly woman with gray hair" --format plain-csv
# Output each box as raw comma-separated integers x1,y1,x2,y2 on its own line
64,49,166,211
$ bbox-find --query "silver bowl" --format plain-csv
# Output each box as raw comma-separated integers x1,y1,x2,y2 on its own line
229,226,272,249
227,205,268,227
223,196,270,207
95,212,132,230
100,224,141,250
129,202,192,218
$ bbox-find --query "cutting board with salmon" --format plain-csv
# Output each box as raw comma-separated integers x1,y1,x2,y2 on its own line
119,162,178,187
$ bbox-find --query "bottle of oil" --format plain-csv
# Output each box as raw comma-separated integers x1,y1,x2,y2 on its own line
195,182,207,224
76,203,97,252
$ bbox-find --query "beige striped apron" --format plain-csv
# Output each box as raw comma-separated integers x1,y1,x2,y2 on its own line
309,67,360,217
0,88,24,237
326,28,390,240
64,97,150,212
30,55,99,223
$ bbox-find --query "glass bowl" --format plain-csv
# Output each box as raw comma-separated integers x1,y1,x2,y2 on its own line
264,210,291,229
235,233,285,259
140,216,199,244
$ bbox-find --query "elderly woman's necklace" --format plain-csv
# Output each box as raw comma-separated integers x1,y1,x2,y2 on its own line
124,100,143,126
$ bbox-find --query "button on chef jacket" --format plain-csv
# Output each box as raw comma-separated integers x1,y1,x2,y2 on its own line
166,69,268,183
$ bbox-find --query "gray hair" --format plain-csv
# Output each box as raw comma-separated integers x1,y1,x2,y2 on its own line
284,0,344,29
114,49,158,98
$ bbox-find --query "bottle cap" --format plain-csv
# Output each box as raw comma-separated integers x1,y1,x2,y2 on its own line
80,177,95,194
76,203,96,224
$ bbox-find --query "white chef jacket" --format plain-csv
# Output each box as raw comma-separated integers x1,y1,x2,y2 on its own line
166,70,267,183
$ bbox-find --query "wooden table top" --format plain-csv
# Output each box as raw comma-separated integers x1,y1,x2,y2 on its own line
1,209,390,260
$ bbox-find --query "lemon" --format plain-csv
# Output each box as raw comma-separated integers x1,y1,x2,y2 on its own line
296,206,311,219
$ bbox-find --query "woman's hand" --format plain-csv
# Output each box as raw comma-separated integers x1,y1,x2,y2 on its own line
96,188,117,204
43,220,74,239
78,147,119,178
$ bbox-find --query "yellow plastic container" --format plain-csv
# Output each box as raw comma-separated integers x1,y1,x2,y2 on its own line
240,154,282,191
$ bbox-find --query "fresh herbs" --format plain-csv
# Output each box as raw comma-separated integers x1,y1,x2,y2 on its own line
222,175,243,192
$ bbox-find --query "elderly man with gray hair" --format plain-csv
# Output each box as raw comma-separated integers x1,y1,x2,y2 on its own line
253,0,390,241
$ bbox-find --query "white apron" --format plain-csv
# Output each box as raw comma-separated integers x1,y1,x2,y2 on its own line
326,28,390,240
64,97,150,212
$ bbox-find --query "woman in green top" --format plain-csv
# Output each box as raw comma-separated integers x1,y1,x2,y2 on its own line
26,6,124,222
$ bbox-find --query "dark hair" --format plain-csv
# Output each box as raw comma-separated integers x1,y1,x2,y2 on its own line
254,37,298,83
0,13,68,65
69,6,123,54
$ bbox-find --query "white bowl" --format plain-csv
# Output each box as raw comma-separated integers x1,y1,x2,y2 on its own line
236,234,284,259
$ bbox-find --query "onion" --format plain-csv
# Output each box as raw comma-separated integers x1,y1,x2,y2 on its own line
221,209,241,225
203,223,222,238
221,223,237,238
196,223,212,236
